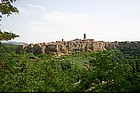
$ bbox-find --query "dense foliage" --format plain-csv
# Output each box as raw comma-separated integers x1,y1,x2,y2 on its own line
0,31,19,41
117,42,140,59
0,43,140,93
0,0,19,41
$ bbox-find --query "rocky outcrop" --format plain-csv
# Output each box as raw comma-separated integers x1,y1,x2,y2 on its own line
45,43,60,55
16,34,121,56
16,44,26,54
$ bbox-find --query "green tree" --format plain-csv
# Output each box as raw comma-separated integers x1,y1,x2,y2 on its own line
0,0,19,41
76,50,133,93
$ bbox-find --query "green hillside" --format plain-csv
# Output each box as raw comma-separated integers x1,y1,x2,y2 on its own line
0,43,140,93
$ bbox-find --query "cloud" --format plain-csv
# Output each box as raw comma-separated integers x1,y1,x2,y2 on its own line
43,11,90,23
40,11,92,33
26,4,46,11
25,9,140,42
25,11,95,42
27,11,92,30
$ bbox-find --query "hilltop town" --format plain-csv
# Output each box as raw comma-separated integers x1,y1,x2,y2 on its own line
16,34,139,56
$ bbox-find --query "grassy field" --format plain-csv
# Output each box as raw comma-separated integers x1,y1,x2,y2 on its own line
60,52,91,69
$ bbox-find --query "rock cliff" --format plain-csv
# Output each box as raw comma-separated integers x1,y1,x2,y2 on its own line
17,34,138,56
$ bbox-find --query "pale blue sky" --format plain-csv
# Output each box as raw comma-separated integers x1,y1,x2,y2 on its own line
1,0,140,43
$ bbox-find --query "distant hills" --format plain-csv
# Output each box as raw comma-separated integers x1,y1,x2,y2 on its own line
2,41,28,45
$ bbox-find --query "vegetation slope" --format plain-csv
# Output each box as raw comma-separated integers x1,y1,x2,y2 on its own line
0,43,140,93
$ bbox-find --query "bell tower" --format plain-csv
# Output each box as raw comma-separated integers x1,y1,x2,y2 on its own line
84,33,86,40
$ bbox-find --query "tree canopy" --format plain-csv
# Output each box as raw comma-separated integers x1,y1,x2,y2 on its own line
0,0,19,41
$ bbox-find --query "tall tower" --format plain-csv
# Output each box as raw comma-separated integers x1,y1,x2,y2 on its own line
84,33,86,40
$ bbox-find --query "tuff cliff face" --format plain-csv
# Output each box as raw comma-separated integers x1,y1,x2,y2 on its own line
16,34,127,56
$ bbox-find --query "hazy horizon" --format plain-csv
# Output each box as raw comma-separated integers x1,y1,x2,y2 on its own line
1,0,140,43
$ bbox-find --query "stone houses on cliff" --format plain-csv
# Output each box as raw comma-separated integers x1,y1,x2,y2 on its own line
17,34,117,56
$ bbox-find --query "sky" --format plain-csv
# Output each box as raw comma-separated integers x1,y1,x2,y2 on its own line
1,0,140,43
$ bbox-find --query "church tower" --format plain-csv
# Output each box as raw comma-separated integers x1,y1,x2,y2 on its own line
84,33,86,40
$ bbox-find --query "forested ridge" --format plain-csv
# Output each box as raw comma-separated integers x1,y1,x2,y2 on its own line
0,43,140,93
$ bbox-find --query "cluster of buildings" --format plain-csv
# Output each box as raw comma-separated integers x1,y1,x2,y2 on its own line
16,34,120,56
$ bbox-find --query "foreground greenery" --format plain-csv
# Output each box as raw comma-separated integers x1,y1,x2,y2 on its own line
0,44,140,92
0,0,19,41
